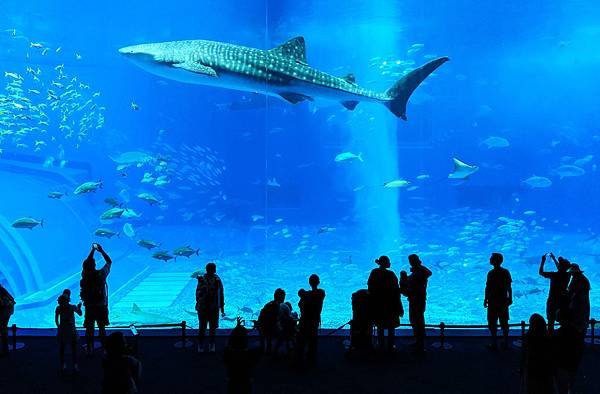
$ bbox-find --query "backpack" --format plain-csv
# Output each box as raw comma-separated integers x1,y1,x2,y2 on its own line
81,272,105,305
258,300,279,332
196,274,221,309
0,286,15,308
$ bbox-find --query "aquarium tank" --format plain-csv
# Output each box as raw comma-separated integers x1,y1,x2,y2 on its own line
0,0,598,329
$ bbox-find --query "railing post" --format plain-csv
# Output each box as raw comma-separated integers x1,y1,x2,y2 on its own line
520,320,526,338
182,320,186,346
591,319,596,345
11,324,16,351
440,322,445,350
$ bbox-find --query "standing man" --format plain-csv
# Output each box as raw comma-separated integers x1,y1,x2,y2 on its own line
296,274,326,364
368,256,402,352
80,243,112,356
401,254,431,353
538,253,570,333
484,252,512,351
0,283,16,356
191,262,225,353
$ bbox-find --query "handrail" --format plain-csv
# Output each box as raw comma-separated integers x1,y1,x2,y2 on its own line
7,318,597,353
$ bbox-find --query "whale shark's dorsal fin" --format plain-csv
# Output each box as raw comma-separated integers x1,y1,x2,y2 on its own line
132,303,141,313
269,36,307,64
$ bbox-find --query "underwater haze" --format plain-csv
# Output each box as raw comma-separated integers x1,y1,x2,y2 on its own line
1,0,599,328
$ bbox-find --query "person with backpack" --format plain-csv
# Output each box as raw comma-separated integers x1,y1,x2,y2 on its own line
80,243,112,356
296,274,325,364
55,289,82,373
191,262,225,353
0,283,16,356
258,288,287,356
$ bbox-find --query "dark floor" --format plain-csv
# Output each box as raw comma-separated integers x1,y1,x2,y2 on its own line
1,334,598,394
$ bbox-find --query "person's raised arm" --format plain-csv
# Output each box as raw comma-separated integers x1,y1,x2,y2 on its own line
539,254,547,276
549,252,559,269
96,244,112,267
75,302,82,316
94,244,112,277
86,244,96,261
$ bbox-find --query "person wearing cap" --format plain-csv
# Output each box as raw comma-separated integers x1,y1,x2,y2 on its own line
367,255,402,351
484,252,512,351
539,253,571,334
566,264,590,336
402,254,432,353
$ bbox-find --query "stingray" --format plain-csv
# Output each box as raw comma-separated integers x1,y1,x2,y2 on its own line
448,158,479,179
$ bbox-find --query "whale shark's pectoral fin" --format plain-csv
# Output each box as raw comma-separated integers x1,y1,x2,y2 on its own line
269,36,308,64
341,101,359,110
342,73,356,84
278,91,313,104
172,62,217,77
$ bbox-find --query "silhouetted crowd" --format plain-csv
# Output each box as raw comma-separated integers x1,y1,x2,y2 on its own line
0,244,594,394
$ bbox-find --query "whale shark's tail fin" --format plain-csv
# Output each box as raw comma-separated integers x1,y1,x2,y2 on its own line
384,57,449,120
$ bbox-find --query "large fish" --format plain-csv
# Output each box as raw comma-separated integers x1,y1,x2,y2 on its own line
119,36,449,119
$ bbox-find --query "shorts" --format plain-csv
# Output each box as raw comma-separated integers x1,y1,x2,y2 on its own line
487,305,509,327
84,305,109,328
58,326,78,344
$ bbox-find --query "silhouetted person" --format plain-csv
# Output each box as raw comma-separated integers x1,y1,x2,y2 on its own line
102,332,142,394
539,253,570,334
553,308,585,394
258,288,286,355
80,243,112,356
0,283,15,356
484,252,512,351
368,255,402,351
521,313,553,394
55,289,82,373
566,264,590,337
191,262,225,353
224,317,262,394
402,254,431,353
282,301,298,352
297,274,326,363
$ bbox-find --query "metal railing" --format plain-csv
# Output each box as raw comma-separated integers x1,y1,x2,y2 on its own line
6,318,597,353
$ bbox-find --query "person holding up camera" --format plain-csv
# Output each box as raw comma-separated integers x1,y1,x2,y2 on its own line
538,252,571,334
80,243,112,356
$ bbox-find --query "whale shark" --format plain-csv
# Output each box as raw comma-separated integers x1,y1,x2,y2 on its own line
118,36,449,119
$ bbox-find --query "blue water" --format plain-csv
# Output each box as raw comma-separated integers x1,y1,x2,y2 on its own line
1,0,599,328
